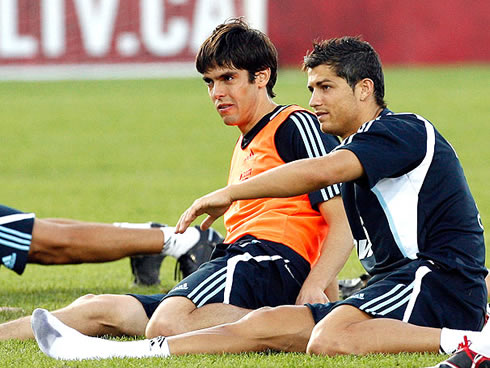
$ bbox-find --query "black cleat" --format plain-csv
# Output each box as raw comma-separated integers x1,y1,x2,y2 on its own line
130,254,165,286
174,226,224,280
130,222,166,286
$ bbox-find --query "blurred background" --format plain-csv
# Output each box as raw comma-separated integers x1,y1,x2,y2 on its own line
1,0,489,80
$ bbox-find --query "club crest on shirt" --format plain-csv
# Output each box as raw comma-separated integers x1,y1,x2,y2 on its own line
239,168,252,181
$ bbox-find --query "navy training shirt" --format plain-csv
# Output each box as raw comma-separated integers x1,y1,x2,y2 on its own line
337,109,486,279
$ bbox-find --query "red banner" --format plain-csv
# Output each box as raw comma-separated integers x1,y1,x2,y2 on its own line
0,0,266,65
0,0,488,80
269,0,490,66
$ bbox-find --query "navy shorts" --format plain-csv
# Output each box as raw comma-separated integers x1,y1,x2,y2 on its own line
307,259,487,331
128,293,166,319
0,204,35,275
131,235,310,318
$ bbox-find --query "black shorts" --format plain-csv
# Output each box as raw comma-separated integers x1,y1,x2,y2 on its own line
307,259,487,331
0,204,35,275
131,235,310,318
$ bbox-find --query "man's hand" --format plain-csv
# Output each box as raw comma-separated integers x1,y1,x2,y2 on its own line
176,187,233,233
295,282,329,305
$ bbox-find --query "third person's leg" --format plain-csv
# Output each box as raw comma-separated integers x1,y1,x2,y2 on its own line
0,294,148,340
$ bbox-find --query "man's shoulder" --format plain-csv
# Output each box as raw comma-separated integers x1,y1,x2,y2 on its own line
377,110,430,128
271,104,316,122
353,110,429,140
278,112,339,151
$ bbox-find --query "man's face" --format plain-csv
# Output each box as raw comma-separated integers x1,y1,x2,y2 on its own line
202,67,262,134
307,64,362,139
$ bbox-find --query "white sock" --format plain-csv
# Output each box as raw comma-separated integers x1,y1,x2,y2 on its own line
468,320,490,356
31,309,170,360
113,222,154,229
440,327,480,354
161,226,200,258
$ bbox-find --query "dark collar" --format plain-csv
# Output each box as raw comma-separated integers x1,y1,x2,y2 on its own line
241,105,285,149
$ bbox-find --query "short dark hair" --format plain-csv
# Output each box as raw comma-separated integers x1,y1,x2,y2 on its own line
303,36,386,108
196,18,278,98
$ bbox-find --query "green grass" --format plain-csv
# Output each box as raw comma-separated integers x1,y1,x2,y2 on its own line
0,65,489,367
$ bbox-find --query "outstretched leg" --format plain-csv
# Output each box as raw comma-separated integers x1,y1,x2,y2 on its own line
29,219,164,264
0,294,148,340
306,305,441,356
31,305,316,360
166,305,315,355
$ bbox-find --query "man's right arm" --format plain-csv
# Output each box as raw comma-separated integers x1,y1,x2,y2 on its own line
176,149,363,233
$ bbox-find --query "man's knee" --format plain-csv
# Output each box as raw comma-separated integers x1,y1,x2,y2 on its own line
145,297,196,338
145,314,176,338
69,294,122,325
306,330,341,356
306,305,375,356
69,294,115,320
70,293,97,305
306,321,367,356
73,294,147,336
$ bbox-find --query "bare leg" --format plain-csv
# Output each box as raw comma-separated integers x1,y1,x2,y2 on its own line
0,294,148,340
43,218,107,225
28,219,164,264
167,305,316,355
31,305,315,359
145,296,251,337
306,305,441,356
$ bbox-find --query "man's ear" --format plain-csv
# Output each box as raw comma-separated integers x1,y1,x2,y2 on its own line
357,78,375,101
255,68,271,88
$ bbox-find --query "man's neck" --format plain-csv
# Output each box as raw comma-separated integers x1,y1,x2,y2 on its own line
341,104,384,140
238,100,278,135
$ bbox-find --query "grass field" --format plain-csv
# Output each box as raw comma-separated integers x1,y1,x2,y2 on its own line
0,65,489,367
